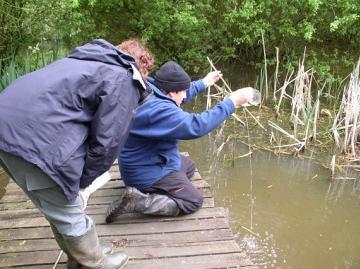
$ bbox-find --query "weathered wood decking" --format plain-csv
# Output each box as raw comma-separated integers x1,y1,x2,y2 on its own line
0,159,256,268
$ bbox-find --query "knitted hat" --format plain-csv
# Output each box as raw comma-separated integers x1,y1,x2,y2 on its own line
154,61,191,92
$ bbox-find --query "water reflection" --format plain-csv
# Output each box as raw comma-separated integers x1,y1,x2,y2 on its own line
181,133,360,269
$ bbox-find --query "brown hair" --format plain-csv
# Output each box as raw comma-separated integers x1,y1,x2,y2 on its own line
117,38,154,78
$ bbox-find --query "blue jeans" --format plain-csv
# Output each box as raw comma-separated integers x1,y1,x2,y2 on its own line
0,150,93,237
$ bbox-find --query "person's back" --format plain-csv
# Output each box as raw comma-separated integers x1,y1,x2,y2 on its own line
0,38,154,269
119,77,202,189
0,39,141,200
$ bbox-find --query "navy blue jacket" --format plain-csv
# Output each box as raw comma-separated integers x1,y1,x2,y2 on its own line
119,77,235,189
0,39,145,201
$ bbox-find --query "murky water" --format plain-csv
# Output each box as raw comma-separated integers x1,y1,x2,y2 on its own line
180,116,360,269
181,63,360,268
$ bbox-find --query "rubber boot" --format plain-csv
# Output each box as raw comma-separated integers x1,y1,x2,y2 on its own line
63,226,128,269
50,223,80,269
50,224,113,269
105,187,179,223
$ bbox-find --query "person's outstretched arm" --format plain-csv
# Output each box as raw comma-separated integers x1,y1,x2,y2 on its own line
133,87,259,140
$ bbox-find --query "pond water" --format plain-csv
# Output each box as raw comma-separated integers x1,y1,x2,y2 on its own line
181,135,360,269
180,63,360,269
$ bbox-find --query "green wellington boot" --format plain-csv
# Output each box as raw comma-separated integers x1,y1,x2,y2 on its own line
64,226,128,269
50,224,113,269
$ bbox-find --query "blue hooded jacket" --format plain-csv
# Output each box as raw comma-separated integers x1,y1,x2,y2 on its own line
119,77,235,189
0,39,146,201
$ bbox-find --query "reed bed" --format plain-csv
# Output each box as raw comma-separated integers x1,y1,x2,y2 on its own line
208,51,360,179
331,59,360,158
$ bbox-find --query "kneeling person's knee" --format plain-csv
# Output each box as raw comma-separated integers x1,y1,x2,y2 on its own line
180,191,203,215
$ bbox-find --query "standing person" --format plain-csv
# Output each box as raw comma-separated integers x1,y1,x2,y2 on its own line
105,61,260,223
0,38,154,269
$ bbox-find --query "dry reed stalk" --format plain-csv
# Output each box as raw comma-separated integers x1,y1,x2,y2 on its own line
275,68,313,114
52,250,63,269
289,49,319,148
273,47,280,101
270,131,276,143
268,120,304,147
276,69,294,114
261,31,269,101
241,226,260,237
291,59,306,138
216,135,234,156
206,57,246,126
231,113,246,125
270,142,305,149
206,84,212,110
206,66,215,110
332,59,360,156
244,107,267,131
206,57,232,94
206,60,263,129
330,155,336,179
312,85,325,141
332,108,342,148
233,151,253,159
333,177,356,180
303,71,315,142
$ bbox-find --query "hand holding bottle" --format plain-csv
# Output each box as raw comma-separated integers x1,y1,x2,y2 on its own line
229,87,261,108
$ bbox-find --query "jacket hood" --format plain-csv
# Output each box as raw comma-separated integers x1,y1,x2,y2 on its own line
68,39,137,68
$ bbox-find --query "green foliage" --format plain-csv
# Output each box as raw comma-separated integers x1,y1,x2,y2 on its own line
1,0,359,76
0,0,98,59
0,43,66,92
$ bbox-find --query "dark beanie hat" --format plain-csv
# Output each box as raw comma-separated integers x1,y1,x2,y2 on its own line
154,61,191,92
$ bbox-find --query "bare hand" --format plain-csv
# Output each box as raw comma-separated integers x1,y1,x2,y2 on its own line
229,87,260,108
203,71,223,87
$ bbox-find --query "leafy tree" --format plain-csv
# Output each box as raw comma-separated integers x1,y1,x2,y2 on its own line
1,0,359,76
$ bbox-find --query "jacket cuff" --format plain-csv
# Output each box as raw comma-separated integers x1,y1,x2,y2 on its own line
223,98,236,114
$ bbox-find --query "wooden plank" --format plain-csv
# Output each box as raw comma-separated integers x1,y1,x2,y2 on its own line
0,241,245,267
0,229,235,254
1,184,212,203
0,204,224,222
11,253,257,269
124,253,257,269
0,240,243,267
0,207,227,229
0,153,255,269
95,179,209,190
0,196,214,211
0,217,229,241
108,170,202,181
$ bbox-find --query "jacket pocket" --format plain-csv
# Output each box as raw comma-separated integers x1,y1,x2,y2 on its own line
52,127,88,167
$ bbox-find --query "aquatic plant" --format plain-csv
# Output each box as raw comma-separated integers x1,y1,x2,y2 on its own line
332,59,360,158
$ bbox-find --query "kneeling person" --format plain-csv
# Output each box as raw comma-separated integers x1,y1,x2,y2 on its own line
106,61,259,222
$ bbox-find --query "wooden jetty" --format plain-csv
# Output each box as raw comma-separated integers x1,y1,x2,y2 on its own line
0,157,256,268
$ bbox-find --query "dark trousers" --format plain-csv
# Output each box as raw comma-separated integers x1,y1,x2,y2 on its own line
142,155,203,215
